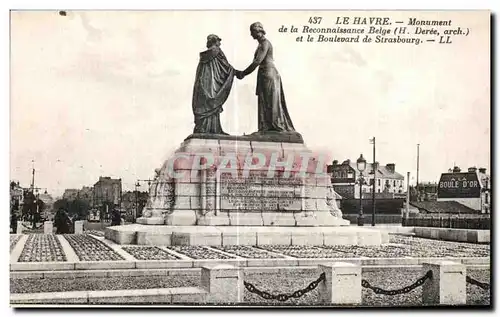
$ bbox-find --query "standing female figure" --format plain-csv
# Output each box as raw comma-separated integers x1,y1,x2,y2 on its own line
237,22,296,133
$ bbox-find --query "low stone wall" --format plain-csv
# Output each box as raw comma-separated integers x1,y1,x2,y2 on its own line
10,261,488,306
413,227,490,244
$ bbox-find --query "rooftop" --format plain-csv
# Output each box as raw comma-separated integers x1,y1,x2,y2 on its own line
331,161,404,180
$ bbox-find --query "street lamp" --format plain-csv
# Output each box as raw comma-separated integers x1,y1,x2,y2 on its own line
356,154,367,226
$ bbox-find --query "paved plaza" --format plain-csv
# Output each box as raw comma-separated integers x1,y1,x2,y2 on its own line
10,231,490,306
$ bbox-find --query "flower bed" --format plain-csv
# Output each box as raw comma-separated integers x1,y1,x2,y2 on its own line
212,245,286,259
18,234,66,262
256,245,353,258
122,246,180,260
318,245,414,258
10,235,21,252
64,234,124,261
166,246,236,260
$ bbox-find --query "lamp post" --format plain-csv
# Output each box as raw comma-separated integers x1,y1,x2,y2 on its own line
134,181,140,223
356,154,367,226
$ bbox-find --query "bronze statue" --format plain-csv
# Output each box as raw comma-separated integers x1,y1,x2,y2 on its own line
236,22,296,133
192,34,235,134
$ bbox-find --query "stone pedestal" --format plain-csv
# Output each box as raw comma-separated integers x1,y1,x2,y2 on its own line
201,264,243,303
74,220,84,234
44,221,53,234
319,262,362,305
104,136,387,246
138,137,349,228
422,261,466,305
16,221,23,234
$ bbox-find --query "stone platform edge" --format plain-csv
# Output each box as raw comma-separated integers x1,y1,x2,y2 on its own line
10,286,208,305
10,263,490,280
10,256,489,272
412,227,490,243
104,225,388,246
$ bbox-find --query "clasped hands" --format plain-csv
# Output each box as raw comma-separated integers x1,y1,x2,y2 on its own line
235,70,245,80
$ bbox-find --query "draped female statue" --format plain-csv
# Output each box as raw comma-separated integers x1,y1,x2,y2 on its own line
236,22,296,133
192,34,235,135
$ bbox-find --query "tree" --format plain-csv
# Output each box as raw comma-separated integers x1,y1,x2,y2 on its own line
21,191,46,228
53,198,90,221
69,199,90,221
53,198,71,213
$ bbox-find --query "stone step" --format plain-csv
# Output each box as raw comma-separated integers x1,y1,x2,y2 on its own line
10,286,208,305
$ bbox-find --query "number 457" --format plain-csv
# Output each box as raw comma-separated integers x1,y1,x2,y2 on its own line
308,17,322,24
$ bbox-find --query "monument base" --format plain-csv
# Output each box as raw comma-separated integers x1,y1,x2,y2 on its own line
140,137,349,227
105,224,387,246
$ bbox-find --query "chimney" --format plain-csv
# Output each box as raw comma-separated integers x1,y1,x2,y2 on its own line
386,163,395,173
479,167,487,174
453,166,461,173
468,167,477,173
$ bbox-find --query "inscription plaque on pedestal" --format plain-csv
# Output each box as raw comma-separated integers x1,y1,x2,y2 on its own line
217,171,304,212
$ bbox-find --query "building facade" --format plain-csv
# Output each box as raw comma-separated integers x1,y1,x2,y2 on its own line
121,190,149,222
78,186,94,206
327,159,405,199
437,166,490,213
38,191,55,220
10,181,24,212
415,182,439,202
93,177,122,220
62,189,80,201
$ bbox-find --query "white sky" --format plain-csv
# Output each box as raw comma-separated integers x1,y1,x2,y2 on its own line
10,10,490,196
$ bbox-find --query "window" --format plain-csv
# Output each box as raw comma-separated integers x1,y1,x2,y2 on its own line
378,179,381,186
378,189,381,193
393,180,396,187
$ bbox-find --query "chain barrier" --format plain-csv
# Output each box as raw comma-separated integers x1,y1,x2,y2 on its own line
244,272,325,301
466,276,490,291
361,270,433,296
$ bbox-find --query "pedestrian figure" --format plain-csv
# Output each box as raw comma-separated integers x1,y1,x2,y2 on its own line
10,210,18,234
53,208,72,234
110,208,121,226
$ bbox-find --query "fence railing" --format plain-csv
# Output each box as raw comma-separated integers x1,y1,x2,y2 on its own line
342,214,402,224
403,215,490,230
